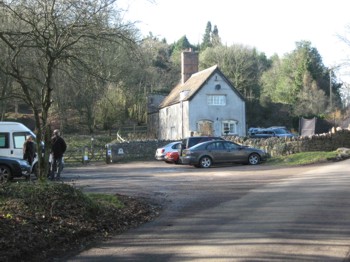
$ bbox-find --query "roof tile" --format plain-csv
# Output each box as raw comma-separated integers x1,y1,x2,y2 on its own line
160,65,218,108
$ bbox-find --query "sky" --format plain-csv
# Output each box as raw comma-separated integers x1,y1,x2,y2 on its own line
118,0,350,82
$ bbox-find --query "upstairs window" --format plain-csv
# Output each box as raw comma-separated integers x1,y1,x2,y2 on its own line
207,95,226,106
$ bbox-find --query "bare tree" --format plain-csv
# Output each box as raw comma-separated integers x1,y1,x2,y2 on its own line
200,44,267,101
0,0,136,178
338,25,350,51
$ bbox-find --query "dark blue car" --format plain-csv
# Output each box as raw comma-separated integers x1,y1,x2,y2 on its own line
0,156,31,182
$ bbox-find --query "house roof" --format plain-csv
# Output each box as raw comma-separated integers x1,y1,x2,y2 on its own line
159,65,244,108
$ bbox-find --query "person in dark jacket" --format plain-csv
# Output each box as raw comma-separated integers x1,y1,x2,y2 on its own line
50,129,67,180
23,135,35,165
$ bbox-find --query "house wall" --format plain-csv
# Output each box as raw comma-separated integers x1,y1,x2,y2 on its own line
159,103,183,140
147,112,159,139
187,73,246,137
158,72,246,140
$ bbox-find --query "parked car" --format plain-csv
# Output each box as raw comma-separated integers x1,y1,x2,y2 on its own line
0,121,46,177
164,151,180,164
0,121,36,159
180,140,268,168
155,141,182,161
247,127,262,137
179,136,225,156
249,127,295,138
0,156,31,182
270,127,296,138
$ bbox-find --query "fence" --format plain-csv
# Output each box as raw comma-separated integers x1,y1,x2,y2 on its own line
115,125,148,137
64,146,107,165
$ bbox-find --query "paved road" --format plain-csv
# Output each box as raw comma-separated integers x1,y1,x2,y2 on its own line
65,160,350,261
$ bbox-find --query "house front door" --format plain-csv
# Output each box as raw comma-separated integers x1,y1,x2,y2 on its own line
197,120,213,136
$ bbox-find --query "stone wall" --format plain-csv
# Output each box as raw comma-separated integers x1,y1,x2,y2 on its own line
226,129,350,157
106,129,350,163
106,140,169,163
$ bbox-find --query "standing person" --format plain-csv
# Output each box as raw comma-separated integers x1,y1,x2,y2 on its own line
50,129,67,180
23,135,35,165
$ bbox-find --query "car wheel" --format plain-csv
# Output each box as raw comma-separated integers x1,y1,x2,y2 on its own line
248,153,260,165
0,165,12,183
199,156,212,168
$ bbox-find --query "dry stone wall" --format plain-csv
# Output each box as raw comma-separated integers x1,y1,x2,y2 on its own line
106,129,350,163
226,129,350,157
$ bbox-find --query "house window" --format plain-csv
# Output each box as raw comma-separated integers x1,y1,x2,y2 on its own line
222,120,238,135
197,120,213,136
207,95,226,106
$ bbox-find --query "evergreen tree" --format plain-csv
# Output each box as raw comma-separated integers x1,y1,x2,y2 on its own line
201,21,212,50
211,25,221,46
170,35,196,67
260,41,340,116
174,35,193,50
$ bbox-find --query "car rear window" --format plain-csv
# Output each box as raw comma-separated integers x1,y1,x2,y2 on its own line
172,143,181,149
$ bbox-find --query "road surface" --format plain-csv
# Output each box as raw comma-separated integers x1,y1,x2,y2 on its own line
64,160,350,261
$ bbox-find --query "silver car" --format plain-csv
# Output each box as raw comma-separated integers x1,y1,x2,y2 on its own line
180,140,268,168
155,141,182,161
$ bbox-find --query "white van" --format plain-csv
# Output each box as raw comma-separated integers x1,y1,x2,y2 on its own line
0,121,36,159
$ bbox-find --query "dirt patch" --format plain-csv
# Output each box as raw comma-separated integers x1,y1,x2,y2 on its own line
0,187,161,262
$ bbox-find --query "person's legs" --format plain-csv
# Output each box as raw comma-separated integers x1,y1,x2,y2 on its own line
50,158,57,180
28,155,33,166
56,157,64,179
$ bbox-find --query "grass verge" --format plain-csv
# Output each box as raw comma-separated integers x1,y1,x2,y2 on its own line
267,151,340,166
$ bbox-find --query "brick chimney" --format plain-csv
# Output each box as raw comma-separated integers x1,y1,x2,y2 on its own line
181,49,198,84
